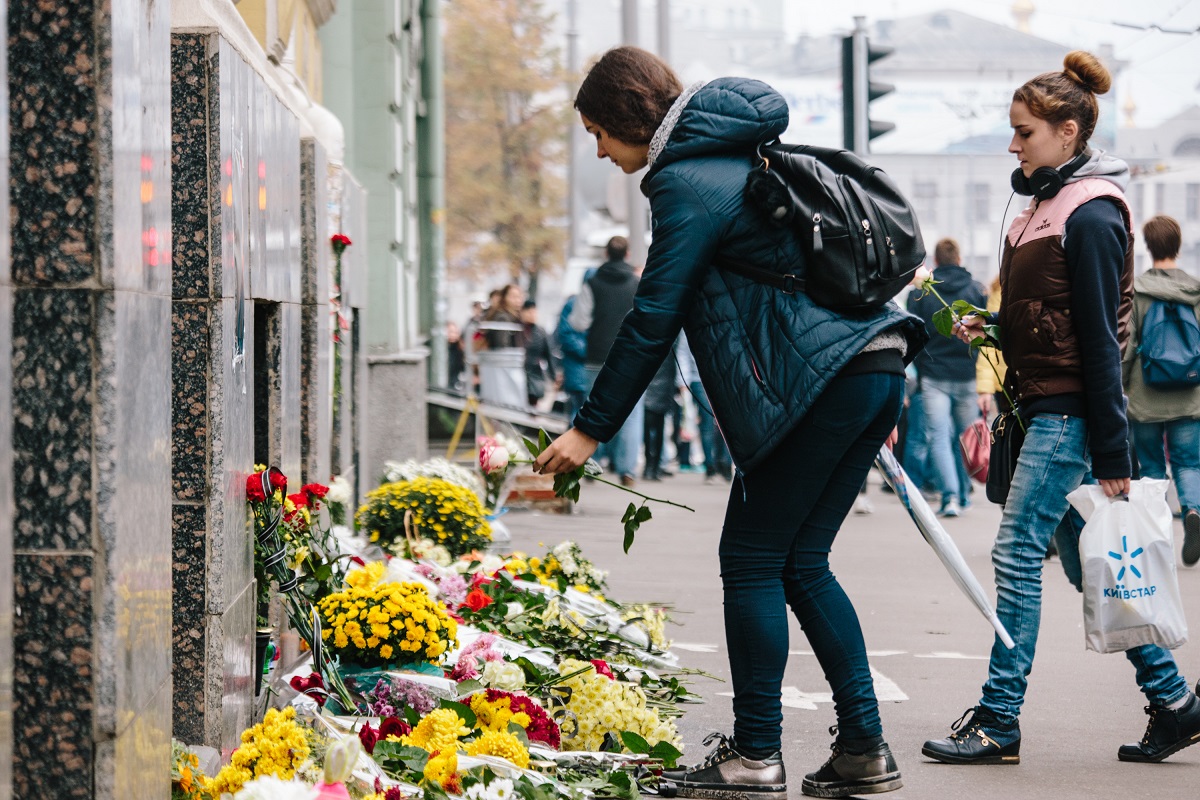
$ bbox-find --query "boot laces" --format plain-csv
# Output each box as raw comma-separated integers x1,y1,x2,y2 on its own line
816,725,844,771
698,732,739,769
949,706,987,743
1140,705,1160,746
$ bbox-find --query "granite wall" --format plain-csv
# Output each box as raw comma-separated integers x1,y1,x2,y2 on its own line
170,30,327,754
0,3,11,797
7,1,174,797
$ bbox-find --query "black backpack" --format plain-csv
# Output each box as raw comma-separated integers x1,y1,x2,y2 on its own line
718,142,926,312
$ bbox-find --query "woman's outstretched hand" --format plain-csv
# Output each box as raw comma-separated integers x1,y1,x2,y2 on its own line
533,428,599,475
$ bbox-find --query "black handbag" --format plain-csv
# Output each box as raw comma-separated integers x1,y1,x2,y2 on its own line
985,410,1026,505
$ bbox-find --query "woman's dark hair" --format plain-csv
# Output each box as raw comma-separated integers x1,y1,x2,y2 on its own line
574,46,682,145
1013,50,1112,153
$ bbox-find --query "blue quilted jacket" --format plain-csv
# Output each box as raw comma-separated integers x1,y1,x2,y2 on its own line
572,78,926,471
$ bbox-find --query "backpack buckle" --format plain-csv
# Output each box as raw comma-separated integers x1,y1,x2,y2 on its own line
782,274,798,294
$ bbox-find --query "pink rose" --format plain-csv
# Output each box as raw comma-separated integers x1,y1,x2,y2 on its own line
478,437,509,475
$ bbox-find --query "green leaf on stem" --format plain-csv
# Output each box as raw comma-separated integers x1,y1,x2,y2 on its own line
932,306,956,338
438,698,477,728
621,502,651,554
649,740,684,768
949,299,989,318
618,730,651,754
523,436,542,459
538,428,551,452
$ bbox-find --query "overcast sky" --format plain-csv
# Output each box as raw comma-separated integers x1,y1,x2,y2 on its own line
782,0,1200,127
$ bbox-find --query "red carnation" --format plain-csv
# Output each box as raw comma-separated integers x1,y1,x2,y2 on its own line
268,469,287,492
302,483,328,499
591,659,615,680
287,492,309,509
331,233,352,256
464,588,493,612
246,475,267,503
289,672,327,707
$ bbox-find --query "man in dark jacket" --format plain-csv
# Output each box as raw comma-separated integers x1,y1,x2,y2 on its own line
907,238,987,517
568,236,644,485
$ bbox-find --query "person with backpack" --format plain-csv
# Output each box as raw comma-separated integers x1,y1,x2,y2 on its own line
1122,215,1200,567
532,46,927,799
925,52,1200,768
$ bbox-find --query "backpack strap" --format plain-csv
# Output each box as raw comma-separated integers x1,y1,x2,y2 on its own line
716,257,805,295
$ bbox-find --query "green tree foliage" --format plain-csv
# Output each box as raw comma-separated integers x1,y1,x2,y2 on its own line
444,0,568,293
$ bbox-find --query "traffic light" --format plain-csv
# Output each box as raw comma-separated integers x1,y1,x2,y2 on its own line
841,19,895,153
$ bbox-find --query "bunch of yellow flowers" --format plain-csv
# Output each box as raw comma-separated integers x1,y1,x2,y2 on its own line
553,659,680,753
201,707,310,797
317,579,458,667
401,707,472,754
356,477,492,560
464,730,530,769
622,603,671,649
468,692,531,733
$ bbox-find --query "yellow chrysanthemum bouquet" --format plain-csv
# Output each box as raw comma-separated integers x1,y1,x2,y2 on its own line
552,658,680,754
317,571,458,668
356,477,492,560
201,707,311,797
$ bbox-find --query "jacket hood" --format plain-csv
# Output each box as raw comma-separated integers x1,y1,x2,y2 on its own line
1135,268,1200,304
1066,148,1130,192
644,77,789,181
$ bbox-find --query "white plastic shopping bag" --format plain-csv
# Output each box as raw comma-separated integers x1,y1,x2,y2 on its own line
1066,478,1187,653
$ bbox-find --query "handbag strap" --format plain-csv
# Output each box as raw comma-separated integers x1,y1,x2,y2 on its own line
716,257,806,295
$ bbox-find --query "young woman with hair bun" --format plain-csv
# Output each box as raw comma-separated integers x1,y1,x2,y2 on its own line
923,50,1200,766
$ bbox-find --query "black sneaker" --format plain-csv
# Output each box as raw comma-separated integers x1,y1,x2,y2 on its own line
1118,690,1200,762
921,706,1021,765
801,729,902,798
1183,509,1200,567
660,733,786,800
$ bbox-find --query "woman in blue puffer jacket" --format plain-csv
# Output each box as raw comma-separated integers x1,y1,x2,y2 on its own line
534,47,926,800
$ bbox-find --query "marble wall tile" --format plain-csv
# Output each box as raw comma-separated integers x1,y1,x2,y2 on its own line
13,554,94,799
11,289,95,551
216,582,255,757
300,140,332,483
171,504,207,744
109,680,172,800
172,301,211,502
215,294,254,614
7,2,98,285
172,34,212,300
0,284,13,800
282,109,302,305
279,301,304,486
101,291,172,736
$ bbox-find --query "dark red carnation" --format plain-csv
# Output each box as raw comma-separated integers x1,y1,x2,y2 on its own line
464,588,493,612
358,721,380,754
331,233,352,247
378,716,411,739
268,469,287,492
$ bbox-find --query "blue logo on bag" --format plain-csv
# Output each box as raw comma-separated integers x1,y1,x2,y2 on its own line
1109,535,1143,581
1105,535,1157,599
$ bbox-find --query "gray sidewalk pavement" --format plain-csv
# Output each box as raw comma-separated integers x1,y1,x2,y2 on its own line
502,467,1200,799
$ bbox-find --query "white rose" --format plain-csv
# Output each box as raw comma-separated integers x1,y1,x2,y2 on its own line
481,659,526,691
233,776,320,800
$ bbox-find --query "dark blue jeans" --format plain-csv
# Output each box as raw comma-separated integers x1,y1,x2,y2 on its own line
720,371,904,754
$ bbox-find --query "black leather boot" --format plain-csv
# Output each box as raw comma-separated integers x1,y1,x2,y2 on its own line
1118,690,1200,763
801,730,902,798
921,706,1021,765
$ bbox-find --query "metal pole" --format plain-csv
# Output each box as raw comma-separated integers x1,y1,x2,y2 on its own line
851,15,868,155
419,0,447,385
622,0,648,267
566,0,580,261
657,0,670,64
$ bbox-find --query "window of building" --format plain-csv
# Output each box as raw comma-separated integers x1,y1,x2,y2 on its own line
1187,183,1199,222
913,180,937,224
967,182,990,223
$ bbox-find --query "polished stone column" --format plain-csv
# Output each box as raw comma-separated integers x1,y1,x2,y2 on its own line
300,140,333,485
8,1,173,797
0,3,12,797
170,29,306,754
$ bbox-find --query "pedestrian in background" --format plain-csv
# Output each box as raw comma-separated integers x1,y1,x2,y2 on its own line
555,294,590,424
482,284,524,349
569,236,644,487
1122,214,1200,567
520,299,556,409
907,238,986,518
642,344,677,481
677,338,731,483
924,51,1200,768
535,46,926,799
